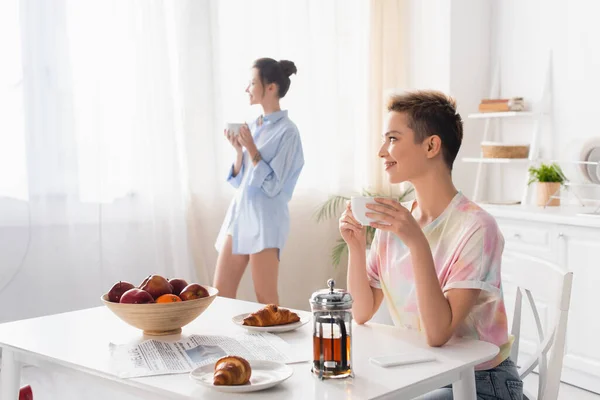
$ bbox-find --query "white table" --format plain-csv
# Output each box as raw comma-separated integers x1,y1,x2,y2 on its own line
0,297,498,399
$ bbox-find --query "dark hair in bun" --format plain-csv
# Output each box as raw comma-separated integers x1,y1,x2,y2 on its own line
252,58,297,98
278,60,297,77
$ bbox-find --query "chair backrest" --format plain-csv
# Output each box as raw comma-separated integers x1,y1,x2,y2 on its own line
502,251,573,400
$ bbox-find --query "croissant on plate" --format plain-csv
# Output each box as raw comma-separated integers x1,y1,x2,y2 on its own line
242,304,300,327
213,356,252,386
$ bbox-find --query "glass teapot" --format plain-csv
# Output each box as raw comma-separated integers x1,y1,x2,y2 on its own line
309,279,354,379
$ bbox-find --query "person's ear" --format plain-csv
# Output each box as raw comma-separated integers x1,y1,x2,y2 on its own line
275,83,282,96
425,135,442,159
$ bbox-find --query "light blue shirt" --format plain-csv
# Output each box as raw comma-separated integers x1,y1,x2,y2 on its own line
215,110,304,255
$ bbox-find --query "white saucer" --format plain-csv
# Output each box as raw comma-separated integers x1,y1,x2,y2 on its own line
232,313,310,333
190,360,293,393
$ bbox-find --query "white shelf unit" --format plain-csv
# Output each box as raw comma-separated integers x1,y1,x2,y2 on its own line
466,55,551,205
467,111,537,119
563,182,600,188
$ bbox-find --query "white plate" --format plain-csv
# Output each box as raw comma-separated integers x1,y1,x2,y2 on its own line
190,360,293,393
586,147,600,184
232,312,310,333
579,138,600,182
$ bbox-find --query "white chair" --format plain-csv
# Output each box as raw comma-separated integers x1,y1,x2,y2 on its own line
502,251,573,400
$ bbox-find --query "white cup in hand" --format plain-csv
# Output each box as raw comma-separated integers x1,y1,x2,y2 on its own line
226,122,244,136
350,196,378,226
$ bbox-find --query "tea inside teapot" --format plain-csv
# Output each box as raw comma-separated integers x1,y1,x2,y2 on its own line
309,279,354,379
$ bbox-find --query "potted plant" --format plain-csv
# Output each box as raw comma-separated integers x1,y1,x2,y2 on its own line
313,187,414,267
528,163,566,206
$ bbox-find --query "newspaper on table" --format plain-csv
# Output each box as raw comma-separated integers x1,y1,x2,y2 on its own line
110,332,309,378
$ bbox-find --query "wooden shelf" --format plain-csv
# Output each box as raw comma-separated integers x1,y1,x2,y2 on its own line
467,111,537,119
462,157,530,164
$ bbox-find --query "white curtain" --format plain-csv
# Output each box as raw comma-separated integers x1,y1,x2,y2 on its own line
0,0,203,323
0,0,378,398
213,0,371,195
0,0,373,324
368,0,410,196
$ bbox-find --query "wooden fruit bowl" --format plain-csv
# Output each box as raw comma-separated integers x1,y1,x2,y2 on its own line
101,286,219,335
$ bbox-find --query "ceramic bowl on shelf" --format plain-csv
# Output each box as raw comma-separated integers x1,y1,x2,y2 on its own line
101,286,219,335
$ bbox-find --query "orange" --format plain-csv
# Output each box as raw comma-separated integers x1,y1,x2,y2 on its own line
156,294,182,303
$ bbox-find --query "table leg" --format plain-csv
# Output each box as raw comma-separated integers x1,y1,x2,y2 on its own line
452,366,476,400
1,349,21,400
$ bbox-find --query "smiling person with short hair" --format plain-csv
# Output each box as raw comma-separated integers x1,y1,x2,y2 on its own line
340,91,523,399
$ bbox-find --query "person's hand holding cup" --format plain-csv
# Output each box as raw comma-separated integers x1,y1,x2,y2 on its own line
350,196,395,226
224,123,244,153
339,200,367,251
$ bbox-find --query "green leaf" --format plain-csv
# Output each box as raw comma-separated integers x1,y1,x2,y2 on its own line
528,163,566,184
313,195,349,223
365,225,376,247
398,186,414,201
331,238,348,268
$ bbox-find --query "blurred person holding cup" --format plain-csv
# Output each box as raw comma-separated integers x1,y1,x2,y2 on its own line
215,58,304,306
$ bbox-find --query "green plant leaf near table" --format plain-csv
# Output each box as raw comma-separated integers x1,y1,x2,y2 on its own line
313,187,414,267
527,163,566,185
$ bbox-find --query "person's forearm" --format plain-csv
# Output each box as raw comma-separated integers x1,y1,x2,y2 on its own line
248,148,261,166
409,239,453,346
232,152,243,176
347,245,375,324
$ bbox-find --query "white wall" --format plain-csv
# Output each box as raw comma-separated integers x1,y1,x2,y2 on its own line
450,0,493,196
400,0,493,197
405,0,451,92
478,0,600,202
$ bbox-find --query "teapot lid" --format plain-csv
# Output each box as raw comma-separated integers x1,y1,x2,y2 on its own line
310,279,353,311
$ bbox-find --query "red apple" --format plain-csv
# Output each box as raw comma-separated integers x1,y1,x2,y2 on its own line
139,275,173,300
19,385,33,400
107,281,135,303
168,278,189,296
179,283,209,301
120,288,155,304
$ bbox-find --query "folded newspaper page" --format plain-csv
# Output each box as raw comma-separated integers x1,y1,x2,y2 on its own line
110,332,309,378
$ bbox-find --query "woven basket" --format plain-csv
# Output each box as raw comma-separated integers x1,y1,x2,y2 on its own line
481,142,529,159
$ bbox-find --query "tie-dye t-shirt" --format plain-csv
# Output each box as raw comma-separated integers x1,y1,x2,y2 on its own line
367,192,510,370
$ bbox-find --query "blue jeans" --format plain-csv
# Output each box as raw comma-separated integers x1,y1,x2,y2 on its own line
415,358,524,400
